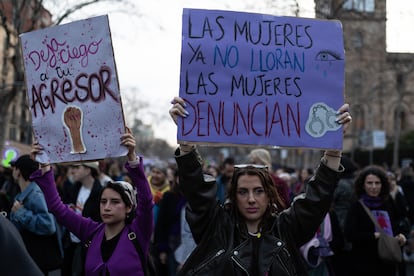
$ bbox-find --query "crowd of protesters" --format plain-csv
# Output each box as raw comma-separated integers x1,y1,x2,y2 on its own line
2,111,414,275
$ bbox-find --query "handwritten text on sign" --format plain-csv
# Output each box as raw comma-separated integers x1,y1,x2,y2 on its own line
178,9,345,149
20,15,126,164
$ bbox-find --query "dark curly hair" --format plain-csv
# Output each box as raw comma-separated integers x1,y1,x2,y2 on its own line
227,166,283,233
354,165,390,201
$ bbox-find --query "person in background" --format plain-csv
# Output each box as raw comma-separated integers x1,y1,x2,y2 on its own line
0,165,19,215
174,207,197,272
398,164,414,226
0,213,43,275
388,171,411,276
98,160,113,186
63,161,103,276
331,155,359,276
148,160,170,225
344,165,407,276
9,154,62,275
31,128,153,275
291,167,314,198
170,97,352,275
248,148,289,209
155,167,186,276
216,156,235,204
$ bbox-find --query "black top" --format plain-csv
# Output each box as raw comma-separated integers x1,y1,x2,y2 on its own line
101,231,122,262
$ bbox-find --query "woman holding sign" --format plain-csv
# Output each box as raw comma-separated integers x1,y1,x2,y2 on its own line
169,96,352,275
30,128,153,276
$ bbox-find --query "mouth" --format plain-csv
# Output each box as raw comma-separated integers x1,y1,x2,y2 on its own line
246,208,258,213
102,214,112,218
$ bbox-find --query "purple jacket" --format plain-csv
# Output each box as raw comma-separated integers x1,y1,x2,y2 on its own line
31,157,153,276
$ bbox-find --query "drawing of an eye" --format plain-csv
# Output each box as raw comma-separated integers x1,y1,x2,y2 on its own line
315,50,342,61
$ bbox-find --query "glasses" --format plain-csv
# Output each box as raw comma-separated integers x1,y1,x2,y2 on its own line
234,164,268,170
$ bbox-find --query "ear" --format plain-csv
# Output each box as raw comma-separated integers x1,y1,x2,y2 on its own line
126,205,133,214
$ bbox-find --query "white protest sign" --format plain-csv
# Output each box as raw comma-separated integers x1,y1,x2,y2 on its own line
20,15,127,164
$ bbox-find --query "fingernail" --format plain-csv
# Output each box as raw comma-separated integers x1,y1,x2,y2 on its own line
184,110,189,116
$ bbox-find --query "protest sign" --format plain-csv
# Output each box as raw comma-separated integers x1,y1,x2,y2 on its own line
20,15,127,164
178,9,345,149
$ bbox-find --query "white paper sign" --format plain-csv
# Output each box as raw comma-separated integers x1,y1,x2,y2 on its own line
20,15,127,164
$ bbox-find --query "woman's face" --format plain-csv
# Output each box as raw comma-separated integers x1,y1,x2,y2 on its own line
100,188,132,225
363,174,382,197
236,174,269,232
150,168,166,186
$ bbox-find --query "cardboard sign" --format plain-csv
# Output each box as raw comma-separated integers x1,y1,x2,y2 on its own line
178,9,345,149
20,15,127,164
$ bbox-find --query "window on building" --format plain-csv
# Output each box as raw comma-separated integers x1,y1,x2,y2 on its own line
9,127,16,140
343,0,375,12
351,71,363,98
353,105,365,130
352,31,363,49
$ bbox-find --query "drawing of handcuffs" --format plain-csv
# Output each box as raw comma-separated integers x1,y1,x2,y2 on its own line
308,104,337,135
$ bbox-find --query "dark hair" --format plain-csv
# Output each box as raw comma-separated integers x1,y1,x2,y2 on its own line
86,166,99,178
99,183,136,224
222,157,235,167
354,165,390,201
228,166,281,232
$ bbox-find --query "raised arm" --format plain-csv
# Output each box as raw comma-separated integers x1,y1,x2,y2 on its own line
279,103,352,246
121,128,153,249
30,142,99,242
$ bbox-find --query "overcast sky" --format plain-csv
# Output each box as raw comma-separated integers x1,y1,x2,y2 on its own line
46,0,414,146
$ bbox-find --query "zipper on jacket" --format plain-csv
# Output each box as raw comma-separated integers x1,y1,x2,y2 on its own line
276,248,296,275
231,255,250,276
190,249,225,275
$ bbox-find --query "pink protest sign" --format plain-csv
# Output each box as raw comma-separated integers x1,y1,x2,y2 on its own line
20,15,127,164
178,9,345,149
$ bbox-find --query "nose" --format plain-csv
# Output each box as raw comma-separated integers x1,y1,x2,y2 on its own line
104,201,111,209
248,191,256,203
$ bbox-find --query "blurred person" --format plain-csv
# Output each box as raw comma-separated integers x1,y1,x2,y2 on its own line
174,207,196,272
206,164,219,178
300,210,344,276
216,156,235,204
0,214,43,275
0,165,19,214
31,128,154,275
10,154,62,274
344,165,407,275
108,160,123,181
148,160,170,225
170,96,352,275
98,160,113,186
331,155,358,276
388,171,411,276
62,161,103,276
399,165,414,225
291,167,314,197
248,148,289,209
155,167,186,276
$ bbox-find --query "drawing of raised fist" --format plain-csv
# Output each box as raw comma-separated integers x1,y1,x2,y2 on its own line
63,106,86,153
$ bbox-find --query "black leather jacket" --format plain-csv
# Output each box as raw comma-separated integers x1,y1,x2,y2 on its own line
175,148,342,276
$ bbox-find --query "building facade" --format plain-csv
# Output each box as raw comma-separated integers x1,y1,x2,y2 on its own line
315,0,414,168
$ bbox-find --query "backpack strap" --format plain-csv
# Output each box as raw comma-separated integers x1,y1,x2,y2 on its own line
128,231,148,276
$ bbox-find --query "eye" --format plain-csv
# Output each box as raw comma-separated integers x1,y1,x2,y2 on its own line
237,189,247,196
254,188,265,195
315,50,342,61
100,199,107,204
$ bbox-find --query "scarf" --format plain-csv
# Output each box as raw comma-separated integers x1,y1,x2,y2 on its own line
360,194,382,208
